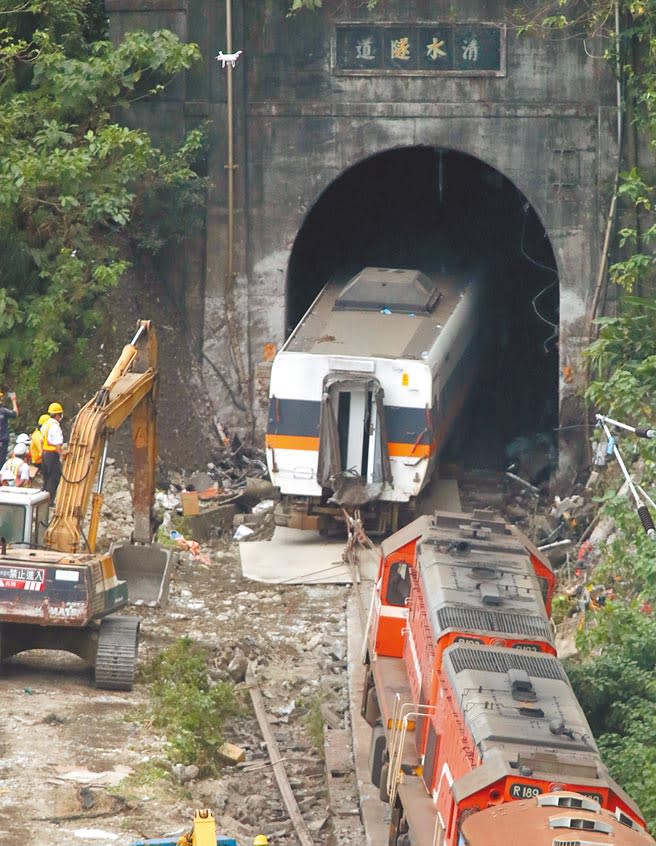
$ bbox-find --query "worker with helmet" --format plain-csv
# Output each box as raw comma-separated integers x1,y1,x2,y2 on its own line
0,442,30,487
253,836,269,846
0,388,19,466
41,402,65,506
30,413,50,469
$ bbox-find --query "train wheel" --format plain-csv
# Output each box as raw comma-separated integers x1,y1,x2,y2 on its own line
388,804,405,846
379,762,390,803
369,724,386,787
360,664,372,719
363,684,381,726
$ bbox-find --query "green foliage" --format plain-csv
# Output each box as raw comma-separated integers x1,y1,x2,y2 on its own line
597,706,656,832
585,297,656,422
550,592,573,625
301,691,327,758
140,638,242,776
583,495,656,597
574,599,656,668
288,0,381,13
567,610,656,833
0,0,202,412
567,604,656,833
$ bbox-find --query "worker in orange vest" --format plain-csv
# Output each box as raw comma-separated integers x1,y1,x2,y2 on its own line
41,402,64,506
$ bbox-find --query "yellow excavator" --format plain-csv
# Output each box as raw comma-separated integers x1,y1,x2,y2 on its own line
0,320,172,689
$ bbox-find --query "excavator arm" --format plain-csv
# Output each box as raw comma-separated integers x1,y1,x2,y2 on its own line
45,320,158,554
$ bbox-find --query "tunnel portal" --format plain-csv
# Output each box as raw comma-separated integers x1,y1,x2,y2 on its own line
287,146,559,476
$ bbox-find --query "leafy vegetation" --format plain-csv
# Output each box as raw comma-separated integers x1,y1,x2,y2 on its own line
139,638,242,776
0,0,203,412
566,606,656,831
288,0,381,13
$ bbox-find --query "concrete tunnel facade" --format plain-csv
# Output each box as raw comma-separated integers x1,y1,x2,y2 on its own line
106,0,620,483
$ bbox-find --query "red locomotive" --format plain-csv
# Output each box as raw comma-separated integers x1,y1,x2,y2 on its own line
360,510,655,846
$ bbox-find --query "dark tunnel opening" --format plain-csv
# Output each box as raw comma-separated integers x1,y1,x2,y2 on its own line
286,145,559,477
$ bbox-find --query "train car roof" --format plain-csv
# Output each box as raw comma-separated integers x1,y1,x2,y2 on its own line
417,514,553,644
283,268,471,360
461,792,654,846
443,644,598,755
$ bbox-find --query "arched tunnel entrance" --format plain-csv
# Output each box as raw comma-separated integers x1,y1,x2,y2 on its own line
286,145,559,481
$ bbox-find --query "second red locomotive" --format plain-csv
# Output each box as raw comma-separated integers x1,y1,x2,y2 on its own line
360,509,654,846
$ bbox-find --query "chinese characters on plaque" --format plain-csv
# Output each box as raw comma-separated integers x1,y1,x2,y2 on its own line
335,24,504,75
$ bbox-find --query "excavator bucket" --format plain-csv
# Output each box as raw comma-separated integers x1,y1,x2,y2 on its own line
110,542,174,606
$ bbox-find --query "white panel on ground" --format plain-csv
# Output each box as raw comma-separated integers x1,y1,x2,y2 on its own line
240,527,378,584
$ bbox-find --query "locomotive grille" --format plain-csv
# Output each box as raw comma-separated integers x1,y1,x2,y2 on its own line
436,607,552,639
447,646,567,680
552,841,613,846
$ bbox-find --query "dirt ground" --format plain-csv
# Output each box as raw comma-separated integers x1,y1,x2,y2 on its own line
0,468,355,846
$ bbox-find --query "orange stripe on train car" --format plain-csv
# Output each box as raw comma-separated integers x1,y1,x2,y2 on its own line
387,441,433,458
265,434,320,450
266,433,434,458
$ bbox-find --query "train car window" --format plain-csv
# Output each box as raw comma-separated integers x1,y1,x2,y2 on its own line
386,562,410,606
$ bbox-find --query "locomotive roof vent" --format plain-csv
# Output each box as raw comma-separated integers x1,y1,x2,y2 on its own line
539,795,600,813
480,583,501,606
459,521,492,541
615,809,641,830
508,667,537,701
334,267,441,314
471,563,497,578
548,817,613,835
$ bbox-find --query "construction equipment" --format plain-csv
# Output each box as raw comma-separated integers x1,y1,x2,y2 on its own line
130,809,238,846
0,320,172,689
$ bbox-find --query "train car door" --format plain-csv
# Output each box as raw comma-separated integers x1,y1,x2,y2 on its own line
317,374,391,502
336,385,375,479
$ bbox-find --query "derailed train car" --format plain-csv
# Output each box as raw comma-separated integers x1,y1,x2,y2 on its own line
265,267,482,534
360,510,655,846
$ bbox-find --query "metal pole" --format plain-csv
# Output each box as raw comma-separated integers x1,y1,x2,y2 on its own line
226,0,234,289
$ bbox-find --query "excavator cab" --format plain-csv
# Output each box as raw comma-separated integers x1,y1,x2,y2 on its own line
0,488,50,546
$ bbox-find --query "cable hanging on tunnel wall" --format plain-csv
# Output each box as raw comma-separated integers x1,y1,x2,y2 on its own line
519,201,559,354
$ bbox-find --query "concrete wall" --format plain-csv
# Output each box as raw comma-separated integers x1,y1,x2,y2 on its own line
107,0,619,479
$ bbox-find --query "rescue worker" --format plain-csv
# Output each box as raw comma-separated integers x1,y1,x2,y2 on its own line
0,442,30,487
30,413,50,467
0,389,19,466
41,402,64,505
253,836,269,846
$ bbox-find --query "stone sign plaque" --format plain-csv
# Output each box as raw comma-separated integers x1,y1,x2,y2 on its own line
334,23,505,76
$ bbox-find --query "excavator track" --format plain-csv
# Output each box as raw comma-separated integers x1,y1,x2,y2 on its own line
94,615,140,691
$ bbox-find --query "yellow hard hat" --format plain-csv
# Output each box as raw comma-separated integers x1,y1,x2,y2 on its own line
38,413,50,425
253,836,269,846
48,402,63,415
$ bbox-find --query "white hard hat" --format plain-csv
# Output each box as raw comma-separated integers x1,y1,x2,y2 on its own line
16,433,30,445
14,443,28,456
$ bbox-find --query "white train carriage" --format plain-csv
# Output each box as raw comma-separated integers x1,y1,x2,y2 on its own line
265,267,482,533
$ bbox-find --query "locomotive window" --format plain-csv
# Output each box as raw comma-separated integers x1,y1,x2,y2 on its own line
386,562,410,606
